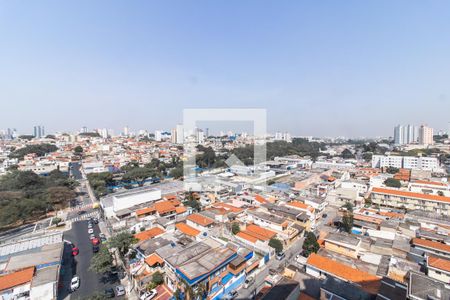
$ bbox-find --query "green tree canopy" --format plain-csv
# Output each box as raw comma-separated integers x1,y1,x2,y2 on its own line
9,144,58,160
108,231,138,256
89,245,113,274
302,231,320,257
384,178,401,188
268,238,283,253
231,223,240,235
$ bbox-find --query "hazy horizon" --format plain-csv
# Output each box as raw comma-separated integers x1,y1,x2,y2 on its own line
1,1,450,137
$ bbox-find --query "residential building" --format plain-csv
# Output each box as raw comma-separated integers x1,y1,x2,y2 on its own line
426,256,450,284
394,124,418,145
418,124,434,146
371,155,440,171
371,187,450,216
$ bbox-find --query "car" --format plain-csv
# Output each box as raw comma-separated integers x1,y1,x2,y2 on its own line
78,210,86,215
88,228,94,234
322,213,328,218
92,237,100,245
99,233,107,242
244,276,255,288
93,217,99,224
72,247,79,256
70,276,80,291
140,289,157,300
115,285,126,296
88,223,93,229
227,290,238,299
276,251,285,260
104,287,115,298
268,268,277,276
92,245,100,253
90,233,96,240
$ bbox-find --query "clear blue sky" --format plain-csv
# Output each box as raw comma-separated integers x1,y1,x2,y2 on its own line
1,1,450,137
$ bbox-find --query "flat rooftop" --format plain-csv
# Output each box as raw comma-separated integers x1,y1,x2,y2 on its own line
325,232,360,247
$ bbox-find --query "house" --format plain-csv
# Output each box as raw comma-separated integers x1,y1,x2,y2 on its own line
426,256,450,283
324,232,361,259
134,227,165,242
235,224,277,250
306,253,381,295
0,267,35,300
408,271,450,300
175,222,201,239
411,238,450,258
371,187,450,216
186,213,215,232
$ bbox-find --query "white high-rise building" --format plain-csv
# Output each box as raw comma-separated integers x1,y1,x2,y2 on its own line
197,130,205,144
176,124,184,144
97,128,108,139
123,126,129,137
394,124,419,145
155,130,162,142
274,132,292,142
419,124,434,146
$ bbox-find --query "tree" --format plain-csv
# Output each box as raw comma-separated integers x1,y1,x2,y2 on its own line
46,186,76,209
108,231,138,256
342,202,354,233
231,223,240,235
9,144,58,160
341,148,355,159
302,231,320,257
437,191,444,196
89,245,113,274
152,271,164,285
386,166,399,174
73,146,83,154
268,238,283,253
51,217,62,225
84,293,107,300
384,178,401,188
122,167,155,186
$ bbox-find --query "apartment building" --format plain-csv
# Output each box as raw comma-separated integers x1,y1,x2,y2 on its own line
409,180,450,197
372,155,440,171
370,187,450,216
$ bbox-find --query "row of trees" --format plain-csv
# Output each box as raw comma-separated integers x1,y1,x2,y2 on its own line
8,143,58,160
0,170,77,228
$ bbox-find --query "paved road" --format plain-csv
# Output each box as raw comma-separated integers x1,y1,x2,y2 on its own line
237,236,305,300
60,220,122,300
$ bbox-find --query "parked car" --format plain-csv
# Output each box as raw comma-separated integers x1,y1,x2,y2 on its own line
92,245,99,253
140,289,157,300
93,217,99,224
115,285,126,296
226,290,238,299
70,276,80,291
276,251,285,260
322,213,328,218
72,247,79,256
89,233,96,240
88,228,94,234
78,210,86,215
92,238,100,245
244,276,255,288
99,233,107,242
104,288,115,298
87,223,93,229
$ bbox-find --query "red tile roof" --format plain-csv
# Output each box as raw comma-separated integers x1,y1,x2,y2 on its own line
134,227,165,241
245,224,277,241
175,222,200,237
413,180,447,187
145,253,164,267
307,254,380,294
428,256,450,273
0,267,35,292
186,213,214,227
236,231,258,243
372,187,450,204
412,238,450,254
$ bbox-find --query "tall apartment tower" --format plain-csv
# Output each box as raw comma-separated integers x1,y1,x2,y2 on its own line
419,125,434,145
394,124,419,145
176,124,184,144
33,125,45,138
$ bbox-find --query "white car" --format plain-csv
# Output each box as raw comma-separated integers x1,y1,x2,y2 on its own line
115,285,126,296
140,289,157,300
88,228,94,234
70,276,80,291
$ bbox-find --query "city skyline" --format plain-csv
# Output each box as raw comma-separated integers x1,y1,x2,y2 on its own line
1,1,450,136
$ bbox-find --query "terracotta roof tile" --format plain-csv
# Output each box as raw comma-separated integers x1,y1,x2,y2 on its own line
428,256,450,273
145,253,164,267
412,238,450,254
186,213,214,227
236,231,258,243
245,224,277,240
0,267,34,292
175,222,200,237
134,227,165,241
154,201,176,214
175,206,187,214
307,254,380,294
372,187,450,203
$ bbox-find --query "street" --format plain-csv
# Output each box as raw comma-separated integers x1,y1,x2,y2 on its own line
59,220,122,299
